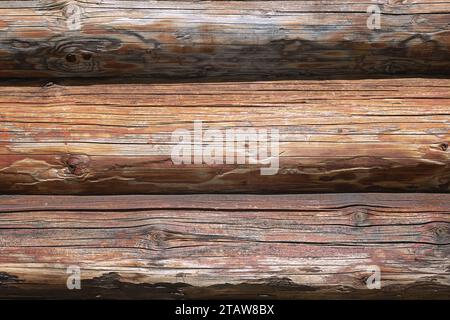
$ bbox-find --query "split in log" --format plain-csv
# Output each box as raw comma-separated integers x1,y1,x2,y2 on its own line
0,193,448,299
1,1,450,79
0,78,449,194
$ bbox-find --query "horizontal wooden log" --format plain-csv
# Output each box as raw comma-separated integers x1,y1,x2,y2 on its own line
0,78,449,194
1,1,450,79
0,193,448,299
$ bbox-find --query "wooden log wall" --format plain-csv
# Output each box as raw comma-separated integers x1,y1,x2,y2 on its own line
0,0,450,79
0,0,449,300
0,194,448,299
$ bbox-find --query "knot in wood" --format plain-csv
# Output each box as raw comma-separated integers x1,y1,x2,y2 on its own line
63,154,90,176
433,224,450,244
46,36,121,74
353,209,369,226
147,230,167,247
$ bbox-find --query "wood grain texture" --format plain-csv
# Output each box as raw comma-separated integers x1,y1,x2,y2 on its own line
0,193,448,299
0,78,449,194
1,0,450,79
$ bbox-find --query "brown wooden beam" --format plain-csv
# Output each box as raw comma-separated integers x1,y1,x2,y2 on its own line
0,78,449,194
1,1,450,79
0,193,448,299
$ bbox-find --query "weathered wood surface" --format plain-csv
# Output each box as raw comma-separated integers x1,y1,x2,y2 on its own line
0,78,449,194
1,0,450,79
0,194,448,299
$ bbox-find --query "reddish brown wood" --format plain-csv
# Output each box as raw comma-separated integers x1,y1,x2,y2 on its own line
0,78,448,194
0,194,448,299
1,1,450,79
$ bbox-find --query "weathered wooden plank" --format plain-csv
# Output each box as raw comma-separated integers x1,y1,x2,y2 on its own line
0,193,448,299
1,1,450,79
0,78,448,194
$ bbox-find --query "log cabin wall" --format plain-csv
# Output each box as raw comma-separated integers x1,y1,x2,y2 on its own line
0,1,449,300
